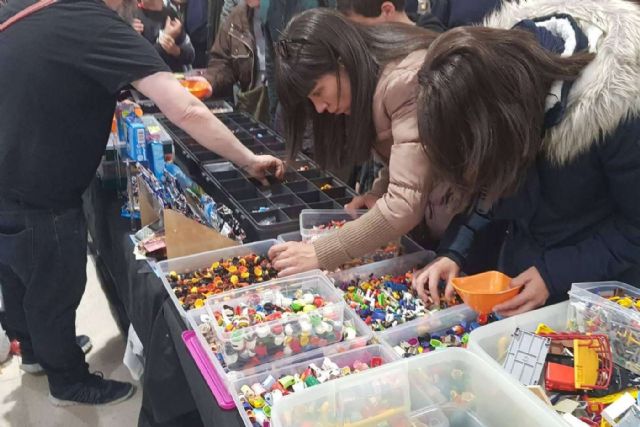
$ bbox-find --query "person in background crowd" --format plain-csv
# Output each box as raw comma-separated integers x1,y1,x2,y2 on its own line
220,0,239,23
164,0,184,13
204,0,269,122
336,0,444,32
184,0,210,68
267,9,451,275
133,0,195,71
336,0,440,197
412,0,640,316
405,0,417,14
264,0,334,124
417,0,501,30
336,0,413,25
0,0,283,406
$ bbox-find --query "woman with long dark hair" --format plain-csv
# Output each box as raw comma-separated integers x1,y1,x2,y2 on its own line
413,0,640,316
267,8,445,275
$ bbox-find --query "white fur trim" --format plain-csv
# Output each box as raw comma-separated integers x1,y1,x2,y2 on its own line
485,0,640,165
584,25,604,54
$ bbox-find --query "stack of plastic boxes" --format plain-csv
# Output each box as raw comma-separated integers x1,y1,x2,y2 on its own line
156,239,379,406
161,208,535,426
205,274,346,370
156,240,280,321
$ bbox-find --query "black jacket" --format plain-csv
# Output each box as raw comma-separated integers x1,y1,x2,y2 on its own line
417,0,501,30
134,6,195,72
439,1,640,301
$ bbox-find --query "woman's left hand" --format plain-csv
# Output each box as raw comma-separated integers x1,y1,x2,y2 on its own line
268,241,320,277
493,267,550,317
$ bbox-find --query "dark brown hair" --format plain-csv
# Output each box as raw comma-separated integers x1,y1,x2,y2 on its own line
337,0,406,17
417,26,594,200
276,8,437,169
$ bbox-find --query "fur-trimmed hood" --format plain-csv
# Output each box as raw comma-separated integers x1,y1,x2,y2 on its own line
485,0,640,165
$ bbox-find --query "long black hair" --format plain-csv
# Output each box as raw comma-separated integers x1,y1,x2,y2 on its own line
275,8,437,169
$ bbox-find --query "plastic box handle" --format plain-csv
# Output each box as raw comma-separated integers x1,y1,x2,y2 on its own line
181,330,235,410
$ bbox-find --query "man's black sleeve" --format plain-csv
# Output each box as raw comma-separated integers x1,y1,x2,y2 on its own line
80,21,170,95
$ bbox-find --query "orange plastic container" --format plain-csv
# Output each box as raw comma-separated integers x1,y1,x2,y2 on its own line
450,271,522,314
179,78,213,100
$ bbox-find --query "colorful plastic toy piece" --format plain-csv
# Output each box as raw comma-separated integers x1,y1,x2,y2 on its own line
502,328,551,386
539,332,613,392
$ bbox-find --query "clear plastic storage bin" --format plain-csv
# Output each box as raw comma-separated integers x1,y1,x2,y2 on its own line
299,209,366,242
276,230,303,243
279,230,424,252
569,281,640,375
271,348,565,427
378,305,478,357
467,301,569,366
278,230,426,273
330,251,454,334
206,273,346,370
187,304,374,390
329,251,435,286
232,344,399,427
155,240,278,319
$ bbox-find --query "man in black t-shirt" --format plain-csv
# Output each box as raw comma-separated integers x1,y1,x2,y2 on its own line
0,0,283,407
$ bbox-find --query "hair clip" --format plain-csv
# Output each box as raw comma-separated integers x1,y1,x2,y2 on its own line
276,39,291,59
275,38,308,60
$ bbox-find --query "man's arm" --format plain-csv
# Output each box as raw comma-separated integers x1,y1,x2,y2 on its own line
133,71,255,167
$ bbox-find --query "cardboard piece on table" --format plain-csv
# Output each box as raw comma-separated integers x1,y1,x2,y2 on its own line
164,209,238,259
527,385,553,406
137,176,237,259
138,178,161,228
554,398,581,414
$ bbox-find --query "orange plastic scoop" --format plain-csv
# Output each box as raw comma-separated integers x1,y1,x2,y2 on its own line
179,78,213,100
450,271,522,314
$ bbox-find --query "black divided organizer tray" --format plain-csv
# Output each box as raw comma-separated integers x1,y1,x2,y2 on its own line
157,112,288,177
156,111,357,240
201,161,357,241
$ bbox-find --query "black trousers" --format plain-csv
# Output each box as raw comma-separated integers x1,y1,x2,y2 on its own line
0,196,89,389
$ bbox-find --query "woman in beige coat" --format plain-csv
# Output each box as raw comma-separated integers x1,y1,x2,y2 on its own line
268,9,450,275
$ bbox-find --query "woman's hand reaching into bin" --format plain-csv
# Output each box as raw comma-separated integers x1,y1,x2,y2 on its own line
412,256,460,306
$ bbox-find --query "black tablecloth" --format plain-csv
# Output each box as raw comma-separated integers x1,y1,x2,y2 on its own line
83,178,243,427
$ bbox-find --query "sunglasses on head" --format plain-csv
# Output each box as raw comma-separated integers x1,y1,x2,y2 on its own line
275,38,309,59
